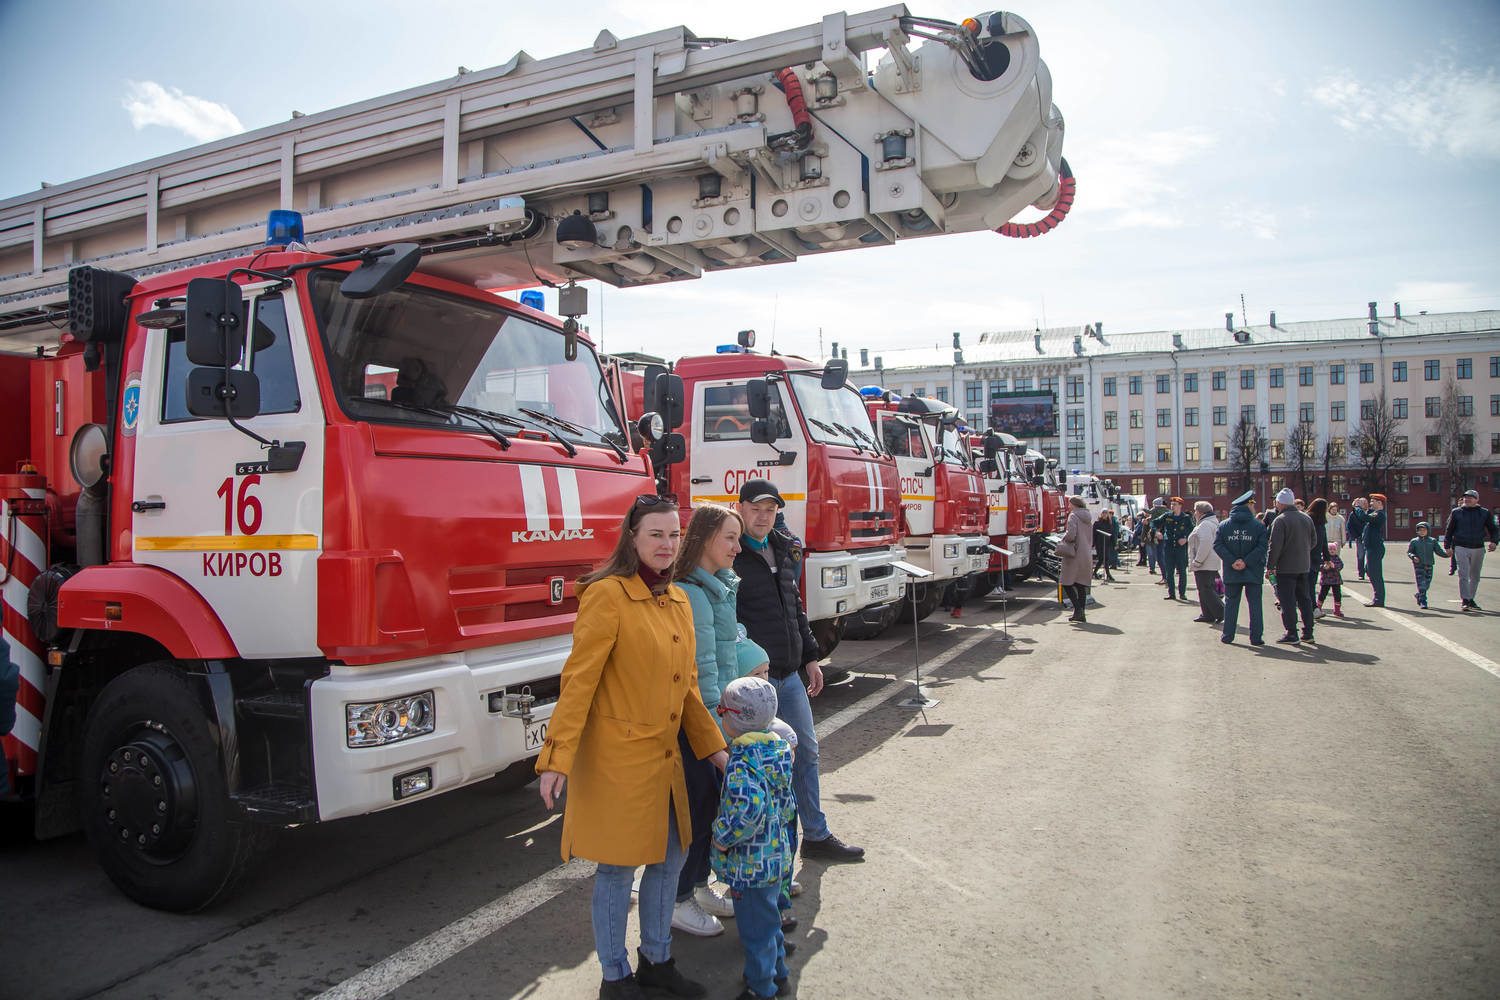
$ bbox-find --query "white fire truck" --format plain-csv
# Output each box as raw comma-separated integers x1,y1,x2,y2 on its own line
0,7,1069,909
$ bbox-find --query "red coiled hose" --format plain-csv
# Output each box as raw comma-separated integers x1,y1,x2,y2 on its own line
997,158,1074,238
775,68,812,146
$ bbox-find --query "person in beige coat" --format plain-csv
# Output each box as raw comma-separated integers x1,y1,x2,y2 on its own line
536,495,728,1000
1188,500,1223,624
1058,496,1095,623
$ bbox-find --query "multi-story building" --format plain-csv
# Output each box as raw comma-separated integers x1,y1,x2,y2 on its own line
845,305,1500,538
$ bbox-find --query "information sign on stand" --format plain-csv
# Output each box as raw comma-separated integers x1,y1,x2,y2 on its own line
891,561,939,709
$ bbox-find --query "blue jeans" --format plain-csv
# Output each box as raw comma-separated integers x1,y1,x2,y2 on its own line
592,805,685,981
1222,581,1264,643
732,883,788,998
772,671,829,841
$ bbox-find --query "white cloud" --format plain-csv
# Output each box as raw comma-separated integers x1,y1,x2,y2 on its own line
1079,128,1215,230
122,80,243,143
1310,59,1500,160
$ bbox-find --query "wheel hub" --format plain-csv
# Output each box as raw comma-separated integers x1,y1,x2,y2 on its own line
98,727,198,858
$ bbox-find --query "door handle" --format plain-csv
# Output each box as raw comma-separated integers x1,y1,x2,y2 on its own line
691,477,712,484
132,500,166,512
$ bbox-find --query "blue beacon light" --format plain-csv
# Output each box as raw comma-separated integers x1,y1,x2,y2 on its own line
265,210,304,246
715,344,745,353
519,290,545,310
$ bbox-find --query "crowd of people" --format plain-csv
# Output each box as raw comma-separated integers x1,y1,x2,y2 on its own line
535,480,863,1000
1126,487,1497,644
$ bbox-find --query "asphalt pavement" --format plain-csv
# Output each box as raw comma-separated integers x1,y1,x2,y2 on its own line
4,547,1498,999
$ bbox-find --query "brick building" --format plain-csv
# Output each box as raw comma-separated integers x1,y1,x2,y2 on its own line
845,305,1500,539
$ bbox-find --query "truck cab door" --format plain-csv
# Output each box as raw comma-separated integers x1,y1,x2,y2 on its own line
690,379,807,534
877,413,933,537
131,286,326,657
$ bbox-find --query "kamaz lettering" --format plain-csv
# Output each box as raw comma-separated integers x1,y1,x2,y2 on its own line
512,528,595,543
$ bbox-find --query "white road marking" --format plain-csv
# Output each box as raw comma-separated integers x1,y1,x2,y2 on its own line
312,619,1014,999
1341,584,1500,680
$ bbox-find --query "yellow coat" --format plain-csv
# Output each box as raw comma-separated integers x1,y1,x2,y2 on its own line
535,573,727,866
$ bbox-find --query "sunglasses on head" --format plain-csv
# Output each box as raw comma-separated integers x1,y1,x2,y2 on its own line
634,493,678,508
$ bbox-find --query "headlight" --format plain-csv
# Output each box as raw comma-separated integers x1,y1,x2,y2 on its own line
821,566,847,588
943,543,961,559
347,691,436,747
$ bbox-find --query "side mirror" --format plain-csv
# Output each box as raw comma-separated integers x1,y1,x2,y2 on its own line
750,419,774,445
651,432,687,466
186,367,261,419
654,373,685,429
1031,474,1045,486
746,379,770,419
340,243,422,299
184,277,246,366
821,358,849,390
980,459,999,476
941,412,959,428
983,432,1001,459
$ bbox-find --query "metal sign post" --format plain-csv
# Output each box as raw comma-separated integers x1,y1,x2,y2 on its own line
891,560,937,708
988,544,1013,641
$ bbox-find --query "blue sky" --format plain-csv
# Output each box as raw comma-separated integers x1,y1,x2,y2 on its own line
3,0,1498,362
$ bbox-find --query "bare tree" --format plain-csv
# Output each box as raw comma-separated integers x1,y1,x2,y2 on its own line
1350,389,1406,493
1431,375,1476,497
1228,417,1270,492
1318,435,1339,497
1285,420,1318,500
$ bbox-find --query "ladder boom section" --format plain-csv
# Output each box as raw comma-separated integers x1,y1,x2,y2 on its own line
0,6,1065,350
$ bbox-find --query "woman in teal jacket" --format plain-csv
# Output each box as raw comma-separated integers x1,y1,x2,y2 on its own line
670,503,764,935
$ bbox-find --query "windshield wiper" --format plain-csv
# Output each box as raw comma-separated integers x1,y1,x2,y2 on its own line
845,421,884,456
442,403,516,450
806,416,861,452
361,397,461,424
483,405,577,457
518,406,624,462
830,421,869,454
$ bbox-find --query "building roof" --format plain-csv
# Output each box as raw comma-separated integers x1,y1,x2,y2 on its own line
852,309,1500,373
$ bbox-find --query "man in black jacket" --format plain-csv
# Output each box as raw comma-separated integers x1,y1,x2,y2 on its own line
735,479,864,863
1444,489,1499,610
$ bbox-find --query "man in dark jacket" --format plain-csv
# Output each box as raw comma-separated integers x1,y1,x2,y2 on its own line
1155,497,1195,600
1443,489,1499,610
1214,491,1269,646
1267,488,1316,643
735,480,863,862
1363,494,1389,606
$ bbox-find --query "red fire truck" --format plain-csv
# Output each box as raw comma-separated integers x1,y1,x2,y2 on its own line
971,429,1039,587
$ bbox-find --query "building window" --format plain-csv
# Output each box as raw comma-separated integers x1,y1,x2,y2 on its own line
1156,374,1171,394
1360,362,1374,383
1392,361,1407,382
1213,441,1227,461
1491,357,1500,377
1241,404,1257,423
1129,375,1142,395
965,381,983,409
1157,478,1172,497
1102,377,1116,396
1299,365,1313,386
1425,359,1441,380
1042,444,1060,460
1130,409,1144,428
1429,472,1441,494
1394,436,1408,457
1395,508,1409,529
1158,444,1172,462
1212,406,1227,426
1184,407,1199,427
1392,397,1408,420
968,411,983,429
1299,402,1314,423
1332,474,1346,493
1361,399,1376,421
1105,445,1119,463
1104,411,1119,430
1330,437,1345,460
1014,377,1032,391
1067,442,1085,464
1457,358,1472,379
1184,372,1199,393
1425,396,1441,418
1269,367,1284,388
1156,408,1172,427
1212,371,1226,391
1241,369,1256,389
913,386,926,397
1066,409,1085,433
935,386,948,402
1458,395,1474,417
1130,477,1145,495
1426,434,1441,456
1492,433,1500,455
1331,364,1345,385
1491,395,1500,417
1040,376,1059,395
1213,476,1228,494
1460,433,1474,455
989,379,1007,398
1066,375,1084,402
1131,444,1144,463
1270,440,1285,460
1331,401,1345,422
1185,441,1200,462
1270,403,1285,424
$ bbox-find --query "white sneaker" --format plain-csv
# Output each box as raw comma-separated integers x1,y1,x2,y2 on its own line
694,884,735,919
671,897,723,936
789,879,803,897
1315,607,1326,618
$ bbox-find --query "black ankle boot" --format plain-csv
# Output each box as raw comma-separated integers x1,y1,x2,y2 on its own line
600,973,646,999
635,951,706,998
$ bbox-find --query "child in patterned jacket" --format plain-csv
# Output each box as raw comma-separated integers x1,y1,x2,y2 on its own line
712,676,796,1000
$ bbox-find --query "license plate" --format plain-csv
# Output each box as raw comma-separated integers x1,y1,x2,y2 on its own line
870,584,889,600
524,718,549,752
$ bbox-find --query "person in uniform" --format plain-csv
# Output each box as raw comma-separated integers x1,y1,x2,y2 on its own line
1157,497,1195,601
1214,490,1270,646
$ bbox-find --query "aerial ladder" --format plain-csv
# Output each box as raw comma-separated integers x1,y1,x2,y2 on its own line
0,6,1068,350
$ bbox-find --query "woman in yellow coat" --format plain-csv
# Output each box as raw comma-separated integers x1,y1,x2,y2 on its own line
536,494,728,1000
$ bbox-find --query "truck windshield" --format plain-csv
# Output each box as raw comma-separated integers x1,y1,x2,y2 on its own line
787,374,882,454
307,272,626,449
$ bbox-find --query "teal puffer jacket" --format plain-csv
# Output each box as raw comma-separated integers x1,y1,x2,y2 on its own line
676,566,742,711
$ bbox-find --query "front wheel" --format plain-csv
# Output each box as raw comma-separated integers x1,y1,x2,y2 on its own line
810,615,844,660
80,664,266,911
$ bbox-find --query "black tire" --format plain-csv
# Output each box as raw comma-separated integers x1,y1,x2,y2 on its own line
810,616,844,660
895,582,944,624
841,601,901,640
79,663,265,912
